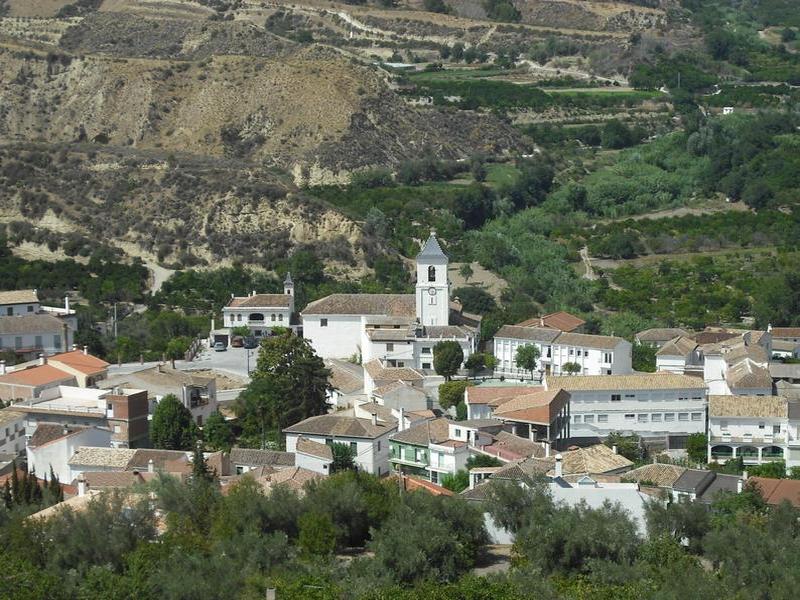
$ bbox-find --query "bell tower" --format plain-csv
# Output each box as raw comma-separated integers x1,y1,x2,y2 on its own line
415,231,450,326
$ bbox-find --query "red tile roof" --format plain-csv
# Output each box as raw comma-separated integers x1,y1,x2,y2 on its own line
750,477,800,507
516,311,586,332
465,386,540,406
50,350,109,375
0,364,75,387
492,389,570,425
399,475,454,496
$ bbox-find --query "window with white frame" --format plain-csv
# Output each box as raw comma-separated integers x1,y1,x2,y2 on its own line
386,343,394,352
603,352,612,363
758,422,765,429
691,413,702,421
574,415,582,423
651,413,662,422
624,414,635,421
678,413,689,421
664,413,675,422
320,318,328,327
597,414,608,423
638,414,648,423
584,415,595,423
611,394,621,402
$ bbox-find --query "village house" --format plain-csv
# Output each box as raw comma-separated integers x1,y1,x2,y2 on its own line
15,385,149,448
301,233,479,369
0,407,26,455
515,311,587,333
492,326,632,380
769,326,800,345
707,394,800,468
544,373,708,446
636,328,693,348
212,273,296,347
389,418,469,485
104,364,217,426
671,468,743,503
0,290,78,359
283,413,397,476
324,358,365,409
27,425,113,483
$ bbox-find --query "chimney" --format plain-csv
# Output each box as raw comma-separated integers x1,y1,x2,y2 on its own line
398,407,405,432
554,453,563,478
737,477,744,494
371,413,378,427
38,353,47,366
83,345,88,355
64,295,70,312
0,360,5,376
148,459,155,473
77,475,87,497
612,445,618,455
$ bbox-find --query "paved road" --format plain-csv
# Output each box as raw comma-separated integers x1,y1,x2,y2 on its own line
107,347,257,381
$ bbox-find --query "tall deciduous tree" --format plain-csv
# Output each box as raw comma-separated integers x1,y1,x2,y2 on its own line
151,394,196,450
203,411,234,451
331,442,356,474
515,344,541,379
235,329,330,439
433,341,464,381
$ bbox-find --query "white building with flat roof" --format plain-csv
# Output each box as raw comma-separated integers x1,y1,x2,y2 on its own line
493,326,632,380
544,373,708,442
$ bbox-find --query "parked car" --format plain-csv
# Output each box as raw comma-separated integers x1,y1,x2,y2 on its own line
231,335,244,348
213,341,227,352
243,336,258,349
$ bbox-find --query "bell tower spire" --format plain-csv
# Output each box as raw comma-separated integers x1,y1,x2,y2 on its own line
415,230,449,326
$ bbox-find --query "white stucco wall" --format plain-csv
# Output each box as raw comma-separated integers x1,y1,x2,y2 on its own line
295,451,332,475
27,428,111,483
569,387,707,438
302,315,364,359
286,430,394,476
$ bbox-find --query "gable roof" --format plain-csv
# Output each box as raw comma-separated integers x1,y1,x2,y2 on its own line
492,444,632,479
517,312,586,332
283,414,396,439
363,359,424,383
325,359,364,394
227,294,292,309
637,328,692,343
296,437,333,461
0,313,65,335
708,395,788,418
622,463,686,488
68,447,137,468
492,389,570,425
0,364,75,387
0,407,25,428
29,424,86,448
656,336,698,357
750,477,800,507
416,233,447,260
0,290,38,305
229,448,296,467
481,431,548,459
554,332,627,350
770,327,800,338
726,361,772,390
494,325,560,343
546,373,706,391
75,471,155,489
391,417,451,446
50,350,110,375
301,294,415,317
465,385,538,406
126,449,190,471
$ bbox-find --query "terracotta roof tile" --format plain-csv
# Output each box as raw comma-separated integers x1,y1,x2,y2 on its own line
622,463,686,487
0,313,66,335
495,325,560,343
296,437,333,461
0,364,75,387
751,477,800,507
547,373,706,391
50,350,109,375
493,389,570,425
708,395,788,418
227,294,292,309
284,414,396,439
465,385,539,406
517,312,586,332
302,294,415,317
0,290,38,304
637,328,692,342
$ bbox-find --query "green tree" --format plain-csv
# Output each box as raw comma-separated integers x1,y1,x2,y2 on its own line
230,326,250,337
433,341,464,380
441,470,469,493
331,442,356,474
633,342,657,372
438,380,470,410
423,0,450,13
464,352,486,376
236,330,330,438
562,361,581,375
466,454,501,469
459,263,474,282
151,394,196,450
298,511,337,557
515,344,541,379
605,432,642,462
192,441,214,483
203,411,234,451
453,286,497,314
686,433,708,464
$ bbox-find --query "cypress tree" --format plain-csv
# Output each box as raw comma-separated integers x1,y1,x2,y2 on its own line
10,460,20,504
2,480,11,509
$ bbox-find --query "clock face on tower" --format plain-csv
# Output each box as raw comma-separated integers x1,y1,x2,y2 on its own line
428,287,437,296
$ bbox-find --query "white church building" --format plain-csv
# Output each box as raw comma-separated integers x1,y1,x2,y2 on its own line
301,233,478,370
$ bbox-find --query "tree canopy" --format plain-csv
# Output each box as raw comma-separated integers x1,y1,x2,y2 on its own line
151,394,196,450
433,341,464,380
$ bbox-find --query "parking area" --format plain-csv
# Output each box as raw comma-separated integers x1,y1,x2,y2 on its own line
190,345,259,380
